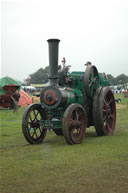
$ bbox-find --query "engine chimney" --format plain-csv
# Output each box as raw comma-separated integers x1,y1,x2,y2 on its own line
47,39,60,85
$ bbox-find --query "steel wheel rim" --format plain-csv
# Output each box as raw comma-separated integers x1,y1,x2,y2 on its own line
103,90,116,135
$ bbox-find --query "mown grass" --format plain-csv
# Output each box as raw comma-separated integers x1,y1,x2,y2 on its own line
114,92,128,105
0,100,128,193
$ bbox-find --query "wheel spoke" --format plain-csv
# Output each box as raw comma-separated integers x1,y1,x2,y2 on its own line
33,109,36,119
103,109,106,113
104,98,108,106
70,127,76,134
109,114,115,121
108,97,113,105
34,129,38,138
33,110,39,121
70,109,84,141
38,127,42,134
31,130,35,138
35,111,39,120
75,111,79,121
29,113,33,122
106,122,112,133
31,127,38,138
69,119,77,128
103,104,108,114
103,114,107,121
91,69,94,78
28,120,32,128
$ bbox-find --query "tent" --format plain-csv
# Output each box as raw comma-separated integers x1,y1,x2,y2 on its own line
19,89,32,107
0,76,21,108
0,76,21,96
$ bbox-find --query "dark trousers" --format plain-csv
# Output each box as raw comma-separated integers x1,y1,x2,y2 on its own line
13,101,19,112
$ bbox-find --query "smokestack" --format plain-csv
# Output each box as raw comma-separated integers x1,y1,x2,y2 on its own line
47,39,60,85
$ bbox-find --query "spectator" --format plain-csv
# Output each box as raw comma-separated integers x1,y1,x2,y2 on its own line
11,90,20,112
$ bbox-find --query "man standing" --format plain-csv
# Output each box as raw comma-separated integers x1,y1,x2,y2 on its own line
12,90,20,112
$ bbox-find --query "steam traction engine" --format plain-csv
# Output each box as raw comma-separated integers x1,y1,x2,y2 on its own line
22,39,116,145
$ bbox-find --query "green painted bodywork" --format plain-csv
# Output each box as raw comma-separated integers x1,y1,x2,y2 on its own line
70,71,85,93
99,74,110,86
64,88,83,105
70,71,109,92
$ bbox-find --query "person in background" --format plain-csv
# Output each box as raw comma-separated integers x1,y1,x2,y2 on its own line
85,61,92,66
11,90,20,112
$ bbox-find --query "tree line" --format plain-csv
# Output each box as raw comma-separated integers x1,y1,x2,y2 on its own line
23,66,128,86
107,74,128,86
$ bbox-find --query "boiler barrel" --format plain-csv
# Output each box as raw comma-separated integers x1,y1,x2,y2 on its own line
40,86,83,110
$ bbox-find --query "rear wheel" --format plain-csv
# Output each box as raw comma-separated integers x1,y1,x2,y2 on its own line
93,87,116,136
62,104,87,145
22,104,47,144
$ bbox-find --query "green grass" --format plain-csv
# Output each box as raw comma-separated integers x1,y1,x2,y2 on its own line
0,104,128,193
114,93,128,105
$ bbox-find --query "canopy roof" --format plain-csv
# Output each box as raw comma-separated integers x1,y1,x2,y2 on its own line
0,76,21,96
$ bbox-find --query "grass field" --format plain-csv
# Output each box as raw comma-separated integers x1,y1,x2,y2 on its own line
0,94,128,193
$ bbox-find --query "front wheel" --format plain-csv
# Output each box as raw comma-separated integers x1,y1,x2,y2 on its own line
22,104,47,144
62,104,87,145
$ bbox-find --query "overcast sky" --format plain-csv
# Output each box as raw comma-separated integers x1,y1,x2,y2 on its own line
1,0,128,81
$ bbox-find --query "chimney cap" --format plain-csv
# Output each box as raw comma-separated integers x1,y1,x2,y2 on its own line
47,39,60,43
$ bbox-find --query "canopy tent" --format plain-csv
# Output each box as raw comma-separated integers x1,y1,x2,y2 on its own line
0,76,21,96
19,89,32,106
0,76,21,108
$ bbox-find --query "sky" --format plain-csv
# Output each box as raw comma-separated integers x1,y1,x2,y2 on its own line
1,0,128,81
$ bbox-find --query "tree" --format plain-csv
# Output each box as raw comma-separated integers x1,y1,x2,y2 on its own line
107,74,128,86
107,74,115,85
115,74,128,85
30,67,49,84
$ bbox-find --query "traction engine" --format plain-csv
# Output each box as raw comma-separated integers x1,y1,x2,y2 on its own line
22,39,116,145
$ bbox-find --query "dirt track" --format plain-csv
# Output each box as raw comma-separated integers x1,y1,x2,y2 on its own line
116,104,127,109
